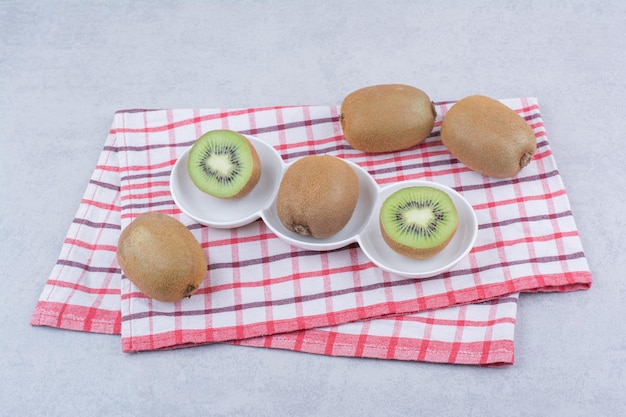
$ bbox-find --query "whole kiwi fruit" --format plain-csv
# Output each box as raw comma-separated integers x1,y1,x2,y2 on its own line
340,84,436,153
187,129,261,199
379,186,458,259
440,95,536,178
117,212,207,302
276,155,359,239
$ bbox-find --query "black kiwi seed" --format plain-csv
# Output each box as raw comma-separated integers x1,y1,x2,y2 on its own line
395,199,447,238
197,143,242,185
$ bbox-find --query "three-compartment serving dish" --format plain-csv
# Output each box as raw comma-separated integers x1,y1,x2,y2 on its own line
170,135,478,278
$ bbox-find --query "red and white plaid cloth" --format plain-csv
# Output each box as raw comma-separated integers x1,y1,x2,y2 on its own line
31,98,592,366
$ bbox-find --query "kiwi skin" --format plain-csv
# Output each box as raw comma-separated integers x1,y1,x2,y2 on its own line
440,95,536,178
117,212,207,302
229,141,261,199
340,84,436,153
276,155,360,239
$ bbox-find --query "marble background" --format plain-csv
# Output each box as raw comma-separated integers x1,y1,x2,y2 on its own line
1,1,625,416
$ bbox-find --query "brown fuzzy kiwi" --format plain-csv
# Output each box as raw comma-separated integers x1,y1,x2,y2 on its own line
276,155,359,239
440,95,536,178
117,212,207,302
340,84,436,153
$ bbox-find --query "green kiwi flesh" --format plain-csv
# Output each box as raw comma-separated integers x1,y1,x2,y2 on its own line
187,130,261,199
380,186,458,259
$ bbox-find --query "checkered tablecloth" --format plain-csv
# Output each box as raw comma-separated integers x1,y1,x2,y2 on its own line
31,98,592,366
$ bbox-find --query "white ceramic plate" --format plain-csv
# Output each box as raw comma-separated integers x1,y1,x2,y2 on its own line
170,134,478,278
170,135,284,228
357,180,478,278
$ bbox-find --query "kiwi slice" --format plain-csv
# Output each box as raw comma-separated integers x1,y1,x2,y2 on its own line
187,130,261,199
379,186,459,259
